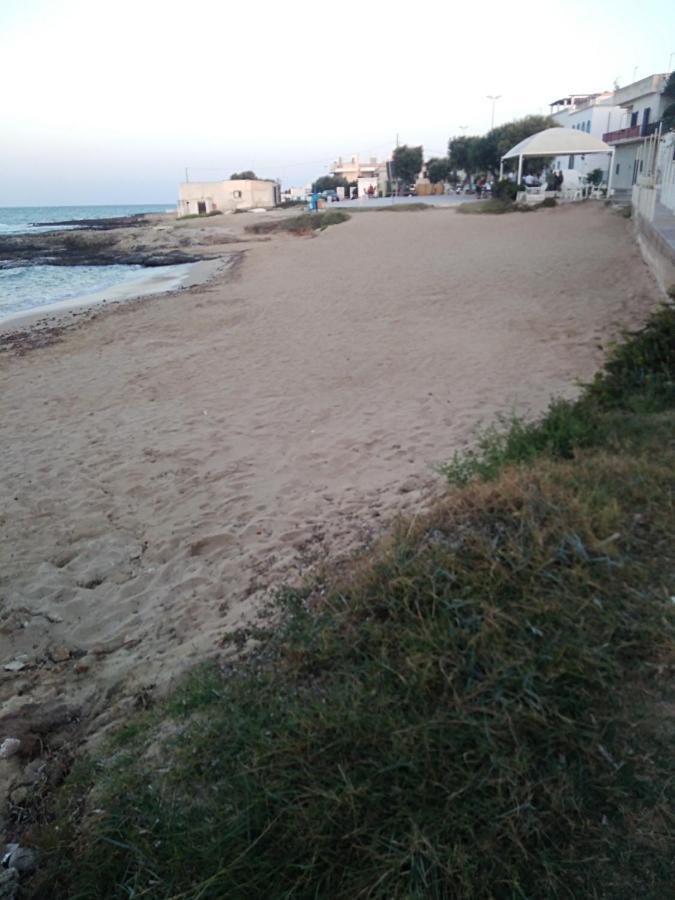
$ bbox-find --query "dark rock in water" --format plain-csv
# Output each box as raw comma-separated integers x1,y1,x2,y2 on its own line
30,214,151,230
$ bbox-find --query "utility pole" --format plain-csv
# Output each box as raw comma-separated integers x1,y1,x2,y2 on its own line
184,167,189,183
487,95,502,130
669,51,674,71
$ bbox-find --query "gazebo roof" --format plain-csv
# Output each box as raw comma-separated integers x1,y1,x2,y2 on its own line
501,127,611,160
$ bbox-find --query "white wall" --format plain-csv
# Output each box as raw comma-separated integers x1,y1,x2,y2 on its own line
177,179,278,215
659,132,675,214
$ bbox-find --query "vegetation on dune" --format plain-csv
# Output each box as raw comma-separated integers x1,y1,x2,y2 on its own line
378,202,431,212
457,197,557,215
244,210,350,235
21,305,675,899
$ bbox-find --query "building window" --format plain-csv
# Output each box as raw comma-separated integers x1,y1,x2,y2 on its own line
630,111,638,127
233,190,242,199
586,120,591,131
616,163,620,175
568,155,574,169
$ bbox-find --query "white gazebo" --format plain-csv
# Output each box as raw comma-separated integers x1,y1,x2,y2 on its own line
500,127,614,191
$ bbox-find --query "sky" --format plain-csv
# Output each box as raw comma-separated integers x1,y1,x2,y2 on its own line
1,0,674,205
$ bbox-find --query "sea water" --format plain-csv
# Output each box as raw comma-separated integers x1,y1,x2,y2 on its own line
0,204,173,235
0,204,182,321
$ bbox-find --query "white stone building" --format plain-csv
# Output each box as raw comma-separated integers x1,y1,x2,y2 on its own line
549,92,623,182
177,178,280,216
602,73,671,194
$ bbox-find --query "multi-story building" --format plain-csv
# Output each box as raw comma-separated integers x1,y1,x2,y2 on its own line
330,154,391,195
602,73,671,194
549,92,623,181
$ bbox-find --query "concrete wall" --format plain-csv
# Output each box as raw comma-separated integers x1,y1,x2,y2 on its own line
178,179,279,216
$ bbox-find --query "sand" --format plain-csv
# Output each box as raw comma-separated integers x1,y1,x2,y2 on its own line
0,203,661,742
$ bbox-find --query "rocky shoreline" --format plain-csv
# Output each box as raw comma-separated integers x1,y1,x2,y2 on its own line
0,214,212,269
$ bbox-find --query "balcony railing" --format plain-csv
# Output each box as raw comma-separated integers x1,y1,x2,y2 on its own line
603,125,641,142
603,120,662,143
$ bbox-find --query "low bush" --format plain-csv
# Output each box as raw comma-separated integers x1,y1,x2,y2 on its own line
245,210,350,235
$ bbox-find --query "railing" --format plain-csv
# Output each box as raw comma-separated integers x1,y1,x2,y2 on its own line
641,120,662,137
603,120,663,143
603,125,641,142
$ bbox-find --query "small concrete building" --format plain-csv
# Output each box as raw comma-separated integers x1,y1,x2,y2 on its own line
178,179,280,216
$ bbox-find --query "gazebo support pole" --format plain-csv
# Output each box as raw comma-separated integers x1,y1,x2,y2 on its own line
517,155,523,185
607,149,615,196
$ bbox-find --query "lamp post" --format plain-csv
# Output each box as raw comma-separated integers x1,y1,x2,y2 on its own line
487,95,501,129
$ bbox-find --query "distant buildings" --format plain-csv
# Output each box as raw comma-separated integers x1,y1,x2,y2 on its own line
330,155,392,196
178,178,280,216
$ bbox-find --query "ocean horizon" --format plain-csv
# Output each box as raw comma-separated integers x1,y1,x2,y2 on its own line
0,203,175,236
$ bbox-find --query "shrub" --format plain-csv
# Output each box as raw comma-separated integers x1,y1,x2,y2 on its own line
492,179,519,201
245,211,350,235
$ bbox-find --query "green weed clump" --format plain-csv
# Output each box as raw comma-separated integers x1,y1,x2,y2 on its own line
457,199,516,214
378,202,431,212
441,305,675,485
24,307,675,900
245,210,350,235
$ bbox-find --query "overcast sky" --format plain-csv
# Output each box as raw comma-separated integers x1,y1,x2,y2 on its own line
1,0,673,205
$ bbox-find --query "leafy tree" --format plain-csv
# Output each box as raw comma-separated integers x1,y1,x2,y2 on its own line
425,157,452,184
587,168,604,186
392,145,424,186
482,115,557,172
312,175,349,194
448,135,484,180
230,170,258,180
449,115,558,179
663,71,675,100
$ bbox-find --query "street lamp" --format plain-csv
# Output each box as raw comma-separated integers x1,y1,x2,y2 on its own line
487,95,502,129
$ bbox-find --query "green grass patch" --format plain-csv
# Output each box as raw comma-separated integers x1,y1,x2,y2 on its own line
24,308,675,900
441,305,675,486
378,202,432,212
457,198,557,215
457,199,517,214
245,210,350,235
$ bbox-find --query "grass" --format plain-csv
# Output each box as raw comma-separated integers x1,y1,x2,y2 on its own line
177,211,223,220
21,305,675,899
440,305,675,486
244,210,350,235
457,198,557,215
378,202,432,212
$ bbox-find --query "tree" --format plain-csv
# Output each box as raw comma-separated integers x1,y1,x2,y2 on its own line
449,115,558,179
312,175,349,194
662,73,675,131
448,135,483,180
230,170,258,180
392,145,423,187
482,115,557,173
425,157,452,184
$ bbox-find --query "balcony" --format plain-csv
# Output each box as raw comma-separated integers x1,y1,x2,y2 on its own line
603,120,663,143
603,125,641,143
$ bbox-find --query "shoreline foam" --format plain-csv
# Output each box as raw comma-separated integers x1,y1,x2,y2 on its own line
0,258,224,334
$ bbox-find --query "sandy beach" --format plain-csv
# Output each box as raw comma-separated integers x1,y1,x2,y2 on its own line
0,203,661,748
